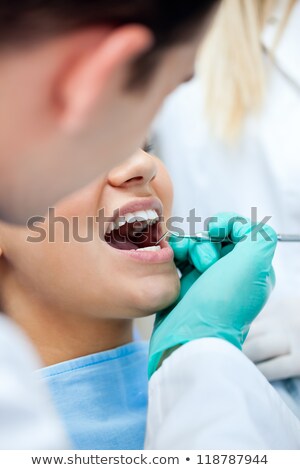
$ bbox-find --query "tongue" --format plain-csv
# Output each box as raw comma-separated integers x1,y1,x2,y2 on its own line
105,222,159,250
108,231,138,250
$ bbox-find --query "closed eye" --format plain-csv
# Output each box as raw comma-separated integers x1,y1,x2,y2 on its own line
142,139,154,154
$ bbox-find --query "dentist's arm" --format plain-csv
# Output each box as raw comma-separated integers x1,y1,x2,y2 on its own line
146,338,300,449
146,213,300,449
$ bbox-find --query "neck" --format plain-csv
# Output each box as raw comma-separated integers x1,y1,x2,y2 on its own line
1,277,133,367
30,311,133,367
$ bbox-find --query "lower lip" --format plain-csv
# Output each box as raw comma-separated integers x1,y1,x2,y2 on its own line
111,241,174,264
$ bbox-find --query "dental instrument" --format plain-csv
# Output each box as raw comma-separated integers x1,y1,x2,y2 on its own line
156,231,300,245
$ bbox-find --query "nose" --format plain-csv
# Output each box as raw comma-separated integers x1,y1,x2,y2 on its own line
107,150,157,189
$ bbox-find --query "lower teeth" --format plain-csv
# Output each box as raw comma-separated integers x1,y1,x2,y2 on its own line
136,246,161,252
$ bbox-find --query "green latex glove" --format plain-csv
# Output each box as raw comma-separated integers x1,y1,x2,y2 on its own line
148,213,277,378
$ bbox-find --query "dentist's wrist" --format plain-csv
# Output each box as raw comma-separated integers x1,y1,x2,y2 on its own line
148,326,248,379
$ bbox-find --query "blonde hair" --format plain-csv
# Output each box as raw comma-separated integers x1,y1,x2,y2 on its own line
199,0,296,141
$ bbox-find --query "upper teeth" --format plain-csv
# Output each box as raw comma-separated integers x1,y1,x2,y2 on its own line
106,209,159,234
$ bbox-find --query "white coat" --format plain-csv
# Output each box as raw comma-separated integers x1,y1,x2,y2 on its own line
0,315,69,449
145,339,300,449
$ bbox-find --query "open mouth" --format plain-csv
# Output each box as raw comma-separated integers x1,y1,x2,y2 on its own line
105,209,162,252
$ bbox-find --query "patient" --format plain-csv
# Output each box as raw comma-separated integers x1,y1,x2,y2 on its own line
0,148,180,450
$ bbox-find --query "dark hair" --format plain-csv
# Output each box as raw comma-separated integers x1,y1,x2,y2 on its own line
0,1,220,85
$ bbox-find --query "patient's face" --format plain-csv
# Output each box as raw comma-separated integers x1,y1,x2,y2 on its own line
2,150,180,319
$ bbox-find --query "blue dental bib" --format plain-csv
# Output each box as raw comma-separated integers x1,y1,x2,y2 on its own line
37,342,148,450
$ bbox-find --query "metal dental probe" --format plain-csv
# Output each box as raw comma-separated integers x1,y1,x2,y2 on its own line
155,231,300,245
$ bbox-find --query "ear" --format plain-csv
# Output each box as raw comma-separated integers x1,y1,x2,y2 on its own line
56,25,154,132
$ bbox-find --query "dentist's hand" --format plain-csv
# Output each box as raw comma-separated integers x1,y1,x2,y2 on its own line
148,213,277,378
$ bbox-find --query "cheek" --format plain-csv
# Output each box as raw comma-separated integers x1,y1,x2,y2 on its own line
152,158,174,219
13,241,76,298
39,243,108,309
8,229,107,314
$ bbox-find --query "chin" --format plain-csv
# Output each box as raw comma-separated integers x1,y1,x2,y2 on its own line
130,272,180,317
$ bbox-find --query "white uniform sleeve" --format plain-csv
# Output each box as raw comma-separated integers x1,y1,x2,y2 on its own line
145,338,300,449
0,315,70,449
